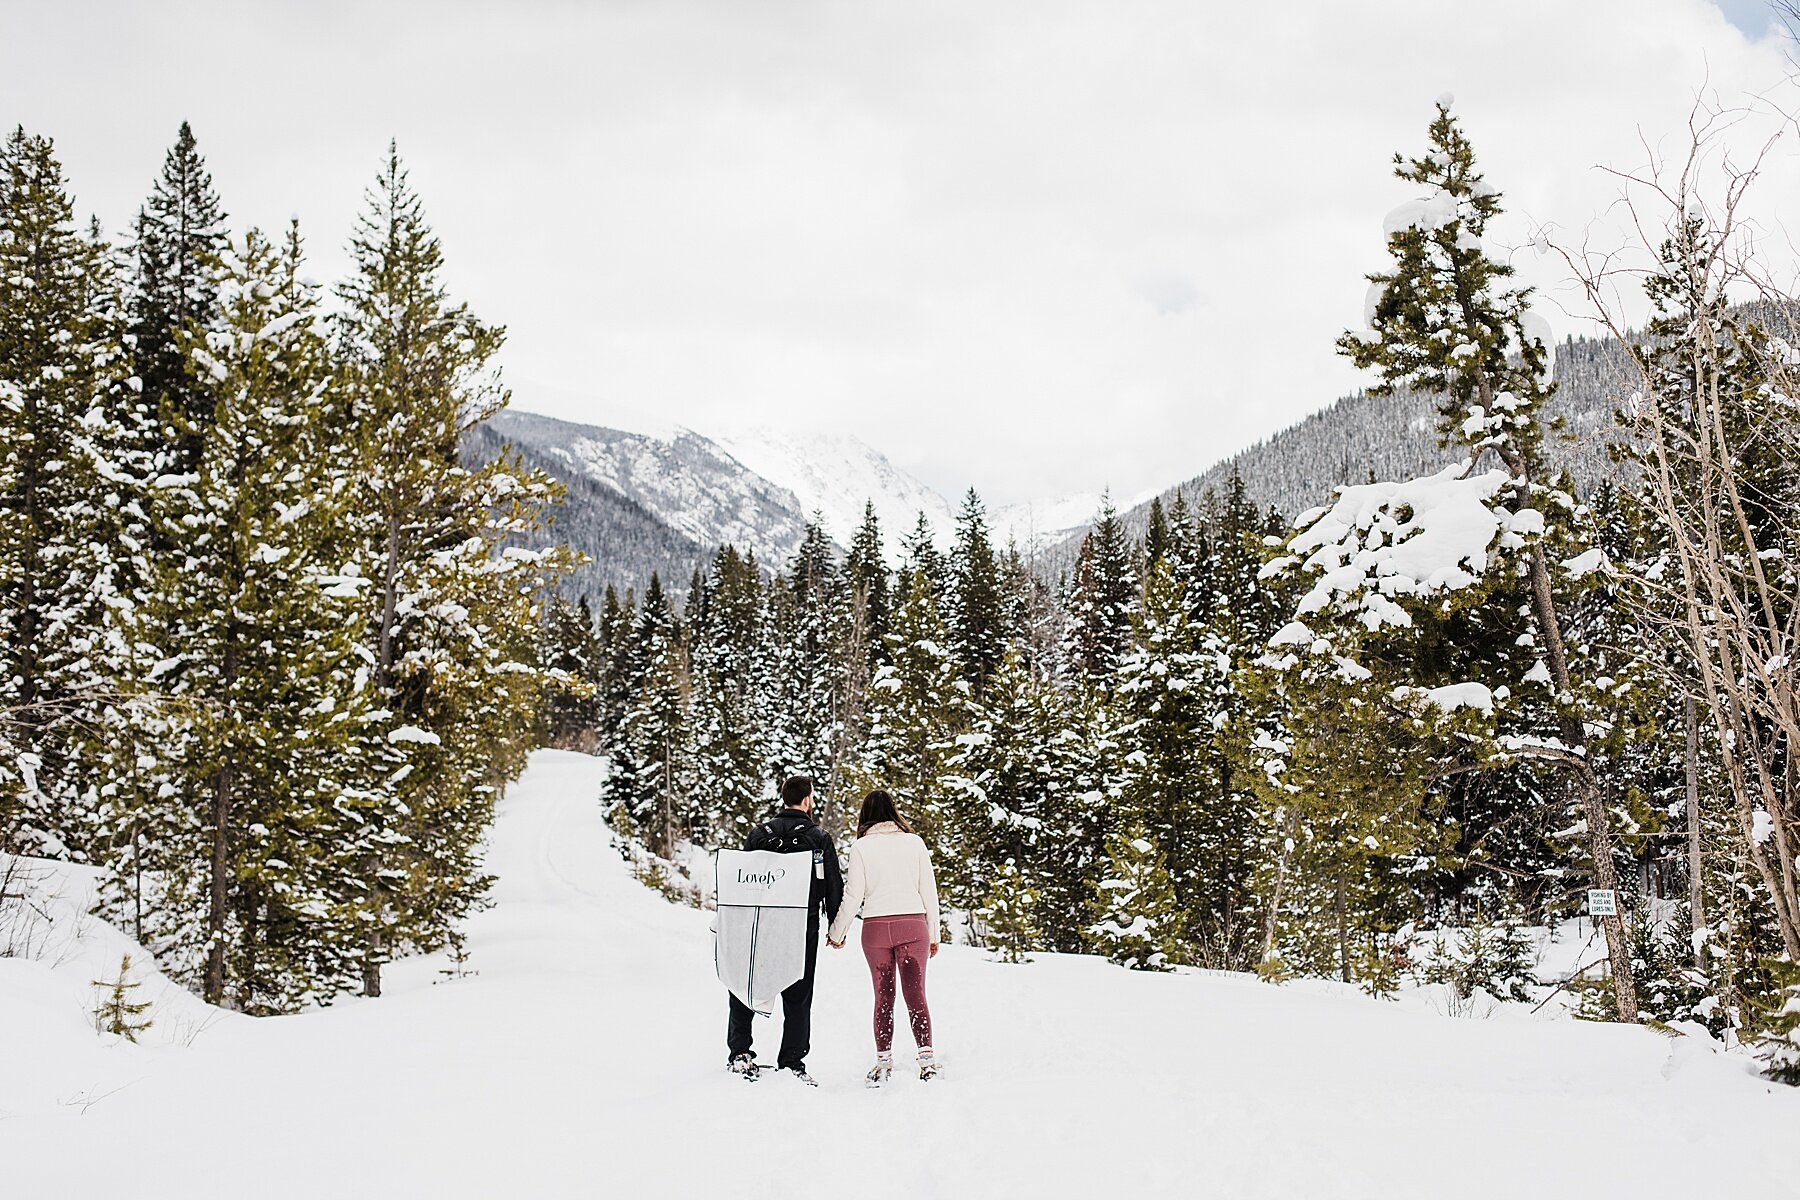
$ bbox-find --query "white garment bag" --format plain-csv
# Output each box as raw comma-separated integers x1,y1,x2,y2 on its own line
714,848,813,1013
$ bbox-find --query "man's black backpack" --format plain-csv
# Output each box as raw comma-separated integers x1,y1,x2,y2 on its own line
751,814,818,855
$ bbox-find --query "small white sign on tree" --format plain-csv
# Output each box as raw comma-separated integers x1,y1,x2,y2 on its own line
1587,888,1618,917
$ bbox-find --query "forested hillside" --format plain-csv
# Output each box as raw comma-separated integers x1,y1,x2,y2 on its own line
1055,330,1631,563
463,419,707,601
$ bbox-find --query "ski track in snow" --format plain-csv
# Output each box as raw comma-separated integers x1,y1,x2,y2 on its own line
6,749,1798,1199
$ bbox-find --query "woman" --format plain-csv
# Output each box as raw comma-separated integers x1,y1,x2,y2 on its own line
827,790,940,1085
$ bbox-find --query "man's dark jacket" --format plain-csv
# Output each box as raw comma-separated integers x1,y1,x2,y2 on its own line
744,807,843,928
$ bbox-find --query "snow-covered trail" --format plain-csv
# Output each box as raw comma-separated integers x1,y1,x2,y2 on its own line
8,750,1798,1199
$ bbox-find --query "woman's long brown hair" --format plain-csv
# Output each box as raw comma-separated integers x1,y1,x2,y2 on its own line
856,789,912,837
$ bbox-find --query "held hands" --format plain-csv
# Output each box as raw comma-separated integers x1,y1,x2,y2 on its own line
929,943,940,959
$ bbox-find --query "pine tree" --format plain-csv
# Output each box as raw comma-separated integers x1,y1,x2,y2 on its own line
980,858,1041,964
1319,99,1638,1019
1144,495,1170,570
900,511,949,601
1067,493,1136,681
846,567,968,869
333,144,573,997
948,489,1006,694
830,506,887,811
175,225,380,1004
128,121,226,469
1088,820,1184,971
1232,622,1449,984
944,648,1122,953
606,574,690,856
540,594,601,750
998,538,1061,677
844,501,891,664
764,523,841,817
1117,555,1255,967
92,954,153,1041
1753,958,1800,1084
128,223,388,1009
0,128,145,861
1206,474,1285,648
687,546,769,841
597,584,635,752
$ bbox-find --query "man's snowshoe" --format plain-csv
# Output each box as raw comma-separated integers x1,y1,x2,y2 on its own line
728,1052,760,1081
865,1057,894,1089
783,1065,819,1088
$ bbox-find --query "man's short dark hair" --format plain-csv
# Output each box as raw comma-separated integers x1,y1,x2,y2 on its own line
780,775,814,809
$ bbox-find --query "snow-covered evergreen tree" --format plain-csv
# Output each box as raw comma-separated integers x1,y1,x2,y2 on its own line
1067,493,1136,681
540,594,601,750
127,121,226,470
1117,555,1252,967
948,488,1006,695
0,127,147,862
844,566,968,881
945,647,1122,954
128,224,387,1009
606,574,690,856
686,546,770,842
763,522,841,808
1274,99,1638,1019
1088,819,1184,971
333,145,572,996
843,501,890,667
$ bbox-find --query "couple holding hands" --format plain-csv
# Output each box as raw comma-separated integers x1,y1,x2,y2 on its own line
724,776,941,1088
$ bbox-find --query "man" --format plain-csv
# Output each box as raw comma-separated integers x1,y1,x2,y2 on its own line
727,774,843,1085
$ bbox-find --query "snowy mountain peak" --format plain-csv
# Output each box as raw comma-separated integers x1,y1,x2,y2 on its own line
483,406,1140,593
711,428,957,559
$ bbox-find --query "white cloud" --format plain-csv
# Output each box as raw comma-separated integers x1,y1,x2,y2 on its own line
4,0,1795,506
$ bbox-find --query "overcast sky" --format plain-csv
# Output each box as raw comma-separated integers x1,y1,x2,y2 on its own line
5,1,1798,505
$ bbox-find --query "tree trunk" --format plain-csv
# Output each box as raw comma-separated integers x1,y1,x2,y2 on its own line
378,513,402,686
132,822,144,947
1259,809,1300,965
1685,695,1706,973
202,626,241,1008
14,370,40,717
204,752,232,1006
661,745,673,859
360,509,404,1002
363,926,384,998
1491,425,1640,1022
1334,867,1350,984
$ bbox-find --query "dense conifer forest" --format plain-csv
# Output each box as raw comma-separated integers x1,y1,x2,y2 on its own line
7,104,1800,1081
550,102,1800,1071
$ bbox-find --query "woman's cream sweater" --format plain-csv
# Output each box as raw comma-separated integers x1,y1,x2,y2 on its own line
828,822,940,945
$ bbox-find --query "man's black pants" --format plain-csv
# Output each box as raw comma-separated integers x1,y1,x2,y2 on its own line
727,920,820,1070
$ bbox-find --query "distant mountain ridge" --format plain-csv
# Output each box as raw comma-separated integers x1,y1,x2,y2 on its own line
473,410,805,600
1049,330,1632,560
479,331,1631,601
474,407,1128,601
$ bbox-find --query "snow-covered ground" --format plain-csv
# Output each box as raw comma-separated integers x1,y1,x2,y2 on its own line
5,750,1795,1199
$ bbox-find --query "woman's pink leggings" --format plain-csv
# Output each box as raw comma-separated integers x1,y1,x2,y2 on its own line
861,913,933,1053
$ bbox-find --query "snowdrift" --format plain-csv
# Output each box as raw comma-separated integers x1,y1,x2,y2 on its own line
3,750,1795,1199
